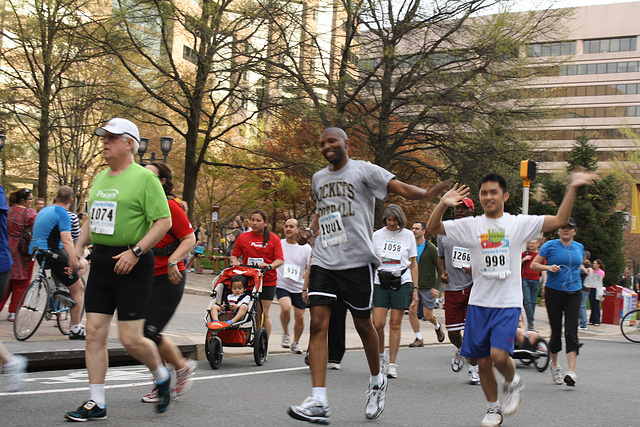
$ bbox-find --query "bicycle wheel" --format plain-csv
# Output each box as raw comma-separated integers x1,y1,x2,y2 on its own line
621,309,640,343
14,276,50,341
56,304,71,335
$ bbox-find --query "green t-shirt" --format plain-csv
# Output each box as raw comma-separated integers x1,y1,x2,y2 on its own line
88,162,170,246
417,240,440,290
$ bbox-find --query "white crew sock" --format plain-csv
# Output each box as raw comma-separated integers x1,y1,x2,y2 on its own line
311,387,328,405
90,384,106,408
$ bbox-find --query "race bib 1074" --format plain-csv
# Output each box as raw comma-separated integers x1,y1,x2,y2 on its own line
90,201,117,235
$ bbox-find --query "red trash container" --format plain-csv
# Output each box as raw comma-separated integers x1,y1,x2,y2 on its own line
602,285,624,325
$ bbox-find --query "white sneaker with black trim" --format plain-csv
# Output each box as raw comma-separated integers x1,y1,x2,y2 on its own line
468,365,480,385
288,397,330,425
563,371,576,386
481,407,503,426
387,363,398,379
550,362,563,385
451,349,464,372
291,342,303,354
365,376,387,420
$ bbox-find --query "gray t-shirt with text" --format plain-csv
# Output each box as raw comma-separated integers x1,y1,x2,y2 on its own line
311,159,394,269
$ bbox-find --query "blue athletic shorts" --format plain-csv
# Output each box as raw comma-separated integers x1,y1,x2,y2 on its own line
460,305,520,358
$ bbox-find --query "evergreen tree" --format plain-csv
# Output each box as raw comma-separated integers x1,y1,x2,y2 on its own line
534,135,624,285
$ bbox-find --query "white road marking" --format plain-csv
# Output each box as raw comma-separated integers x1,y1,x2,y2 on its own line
0,366,308,396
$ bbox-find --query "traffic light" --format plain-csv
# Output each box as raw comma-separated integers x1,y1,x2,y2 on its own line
520,159,537,181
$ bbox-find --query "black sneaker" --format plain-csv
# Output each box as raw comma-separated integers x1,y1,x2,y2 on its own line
53,290,76,308
156,374,173,413
435,324,446,342
64,400,107,422
69,328,86,340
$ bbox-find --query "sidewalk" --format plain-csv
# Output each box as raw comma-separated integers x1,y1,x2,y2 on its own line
0,269,622,370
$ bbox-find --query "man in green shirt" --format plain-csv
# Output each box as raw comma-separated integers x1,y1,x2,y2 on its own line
65,118,173,422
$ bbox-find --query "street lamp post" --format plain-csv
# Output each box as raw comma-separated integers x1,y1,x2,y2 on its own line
138,136,173,165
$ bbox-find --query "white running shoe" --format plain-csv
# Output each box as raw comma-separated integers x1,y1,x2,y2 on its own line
282,332,291,348
550,362,563,385
141,386,159,403
451,349,464,372
174,358,197,396
501,373,522,416
288,397,330,425
481,407,503,426
327,363,341,370
291,342,303,354
563,371,576,386
3,355,27,392
468,365,480,385
380,352,389,376
365,376,387,420
387,363,398,379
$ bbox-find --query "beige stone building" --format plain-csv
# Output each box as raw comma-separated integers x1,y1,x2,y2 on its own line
526,1,640,172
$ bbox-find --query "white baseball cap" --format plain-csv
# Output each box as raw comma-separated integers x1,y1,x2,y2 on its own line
95,118,140,142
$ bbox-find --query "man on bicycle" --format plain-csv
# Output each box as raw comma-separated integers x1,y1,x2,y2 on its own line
29,186,85,340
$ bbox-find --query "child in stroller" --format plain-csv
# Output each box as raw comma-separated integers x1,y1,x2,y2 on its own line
513,313,549,372
208,275,250,326
204,266,269,369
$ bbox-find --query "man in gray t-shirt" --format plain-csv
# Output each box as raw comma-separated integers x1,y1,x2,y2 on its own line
436,197,478,384
288,127,449,425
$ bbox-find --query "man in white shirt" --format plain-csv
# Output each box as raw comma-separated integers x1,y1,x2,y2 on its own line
427,172,595,427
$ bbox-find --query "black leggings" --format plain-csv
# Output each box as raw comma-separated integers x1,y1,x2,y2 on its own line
545,287,581,355
143,272,186,345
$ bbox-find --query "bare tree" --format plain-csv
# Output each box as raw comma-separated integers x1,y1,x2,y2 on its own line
78,0,275,220
0,0,99,198
256,0,571,191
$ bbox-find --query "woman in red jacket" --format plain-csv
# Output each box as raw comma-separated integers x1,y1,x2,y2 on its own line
231,209,284,337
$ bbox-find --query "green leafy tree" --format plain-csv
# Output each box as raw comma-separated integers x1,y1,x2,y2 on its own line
534,135,624,285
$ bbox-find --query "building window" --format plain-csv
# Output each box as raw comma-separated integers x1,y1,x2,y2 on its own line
559,60,640,76
183,45,197,65
526,41,576,57
584,36,636,54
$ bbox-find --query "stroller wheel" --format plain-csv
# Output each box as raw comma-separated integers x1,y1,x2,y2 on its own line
534,337,550,372
254,327,268,366
206,332,223,369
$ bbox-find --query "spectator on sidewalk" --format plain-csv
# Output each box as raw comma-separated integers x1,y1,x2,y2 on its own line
521,239,546,331
0,183,28,392
0,188,36,322
588,259,605,326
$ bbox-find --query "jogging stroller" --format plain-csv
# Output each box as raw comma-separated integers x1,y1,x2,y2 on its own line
513,336,550,372
204,265,268,369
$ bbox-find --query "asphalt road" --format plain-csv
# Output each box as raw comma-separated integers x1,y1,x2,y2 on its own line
0,335,636,426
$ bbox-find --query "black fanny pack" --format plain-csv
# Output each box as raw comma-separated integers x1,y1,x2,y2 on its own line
378,269,407,291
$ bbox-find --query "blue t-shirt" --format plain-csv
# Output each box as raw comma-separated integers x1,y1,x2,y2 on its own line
29,205,71,253
417,241,426,261
0,186,13,273
538,239,584,292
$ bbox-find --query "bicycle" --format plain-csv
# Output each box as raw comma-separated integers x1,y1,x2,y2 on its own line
13,247,78,341
620,308,640,343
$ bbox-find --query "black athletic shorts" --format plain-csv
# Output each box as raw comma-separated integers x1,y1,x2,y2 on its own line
37,248,80,287
308,264,374,319
84,245,155,321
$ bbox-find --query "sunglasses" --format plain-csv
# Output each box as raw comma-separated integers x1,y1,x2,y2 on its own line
559,226,575,230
